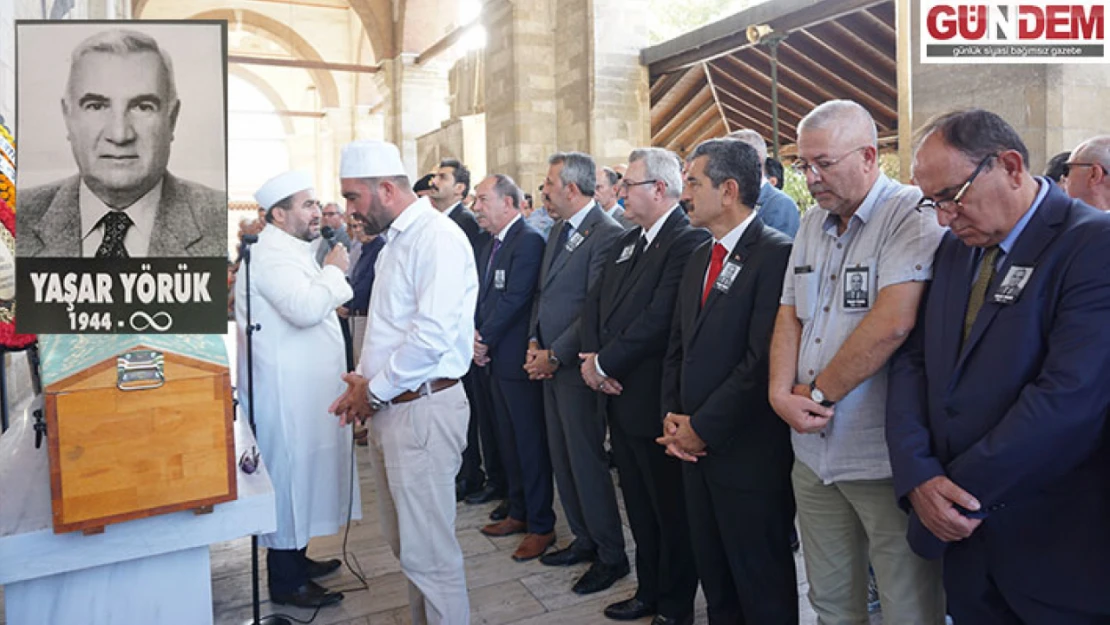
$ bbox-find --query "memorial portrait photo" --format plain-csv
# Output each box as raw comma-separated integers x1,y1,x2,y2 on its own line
15,21,227,259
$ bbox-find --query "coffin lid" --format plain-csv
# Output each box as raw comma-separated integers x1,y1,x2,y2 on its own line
40,334,228,391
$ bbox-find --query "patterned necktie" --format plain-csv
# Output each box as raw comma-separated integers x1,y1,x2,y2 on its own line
702,243,728,305
96,211,134,258
550,221,573,266
485,238,502,287
964,245,1000,342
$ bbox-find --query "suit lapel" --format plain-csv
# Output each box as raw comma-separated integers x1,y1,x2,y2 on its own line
691,219,763,344
31,176,83,257
542,204,600,288
613,210,688,309
149,174,202,256
953,190,1068,375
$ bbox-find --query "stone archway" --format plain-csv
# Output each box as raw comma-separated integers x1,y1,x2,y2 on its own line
228,65,296,137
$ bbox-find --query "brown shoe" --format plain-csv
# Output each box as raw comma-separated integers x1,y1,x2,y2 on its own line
512,532,556,561
481,518,527,537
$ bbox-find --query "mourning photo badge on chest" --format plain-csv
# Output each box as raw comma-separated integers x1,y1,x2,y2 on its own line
992,265,1034,305
713,253,744,294
566,230,586,253
843,265,871,309
616,242,636,264
494,268,507,290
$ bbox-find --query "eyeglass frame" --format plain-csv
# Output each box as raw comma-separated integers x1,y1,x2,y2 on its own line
916,153,997,214
618,178,660,191
791,146,871,177
1062,162,1106,178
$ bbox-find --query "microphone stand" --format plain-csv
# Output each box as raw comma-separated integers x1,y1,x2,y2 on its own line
239,234,291,625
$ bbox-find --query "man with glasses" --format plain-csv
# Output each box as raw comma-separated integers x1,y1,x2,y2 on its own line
1063,135,1110,211
889,109,1110,623
579,148,707,624
768,99,946,624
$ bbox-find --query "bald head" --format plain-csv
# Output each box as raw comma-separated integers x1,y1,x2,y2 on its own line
1066,135,1110,210
798,100,878,151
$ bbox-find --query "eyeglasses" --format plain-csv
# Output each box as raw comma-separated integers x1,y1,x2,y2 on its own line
618,179,658,191
791,146,869,177
917,153,996,214
1062,162,1106,177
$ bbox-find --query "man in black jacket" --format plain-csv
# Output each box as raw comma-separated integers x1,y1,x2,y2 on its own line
658,139,798,624
580,147,708,625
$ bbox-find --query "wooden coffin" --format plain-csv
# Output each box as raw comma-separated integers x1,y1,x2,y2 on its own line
40,334,236,534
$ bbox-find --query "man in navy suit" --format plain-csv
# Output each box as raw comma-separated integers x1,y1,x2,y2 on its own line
580,148,708,624
889,109,1110,623
657,138,797,624
430,157,502,503
470,174,556,562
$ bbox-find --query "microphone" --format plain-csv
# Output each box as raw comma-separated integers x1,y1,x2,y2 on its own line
320,226,337,249
241,234,259,245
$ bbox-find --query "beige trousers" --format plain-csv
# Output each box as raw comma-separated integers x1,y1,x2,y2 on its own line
792,460,946,625
367,383,470,625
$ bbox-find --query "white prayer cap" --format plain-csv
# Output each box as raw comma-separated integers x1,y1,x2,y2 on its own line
254,171,314,210
340,140,407,179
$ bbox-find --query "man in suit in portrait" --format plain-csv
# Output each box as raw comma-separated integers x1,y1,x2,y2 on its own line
470,174,556,562
429,157,502,504
656,138,798,624
579,147,708,625
526,151,626,594
17,28,226,258
888,109,1110,624
728,129,800,239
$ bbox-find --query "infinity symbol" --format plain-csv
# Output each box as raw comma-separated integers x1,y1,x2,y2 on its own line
130,311,174,332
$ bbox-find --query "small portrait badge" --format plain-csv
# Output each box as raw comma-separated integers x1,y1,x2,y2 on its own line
566,231,585,253
494,269,507,290
713,260,743,294
616,243,636,264
992,265,1033,304
843,266,870,309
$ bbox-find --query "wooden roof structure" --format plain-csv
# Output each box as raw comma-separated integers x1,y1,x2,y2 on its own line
642,0,899,157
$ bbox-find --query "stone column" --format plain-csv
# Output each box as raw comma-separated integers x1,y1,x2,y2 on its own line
484,0,649,194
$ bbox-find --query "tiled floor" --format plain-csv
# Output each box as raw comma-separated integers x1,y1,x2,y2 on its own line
205,448,874,625
0,449,884,625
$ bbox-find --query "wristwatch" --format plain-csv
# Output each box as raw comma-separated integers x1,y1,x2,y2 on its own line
547,351,561,369
367,389,387,412
809,380,835,407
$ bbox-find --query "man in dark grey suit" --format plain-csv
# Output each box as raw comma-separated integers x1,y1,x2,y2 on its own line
17,28,225,258
596,165,633,229
526,151,626,595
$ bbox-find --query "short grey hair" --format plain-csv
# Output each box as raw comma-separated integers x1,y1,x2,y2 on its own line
798,100,878,148
629,147,683,199
600,166,620,187
1074,135,1110,167
324,202,343,215
549,152,596,196
68,29,178,105
489,173,523,209
727,129,769,164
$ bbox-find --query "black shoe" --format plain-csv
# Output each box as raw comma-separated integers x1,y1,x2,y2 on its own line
305,557,341,579
465,484,506,505
540,543,597,567
456,478,483,502
650,615,693,625
572,559,630,595
270,581,344,608
489,500,510,521
604,597,656,620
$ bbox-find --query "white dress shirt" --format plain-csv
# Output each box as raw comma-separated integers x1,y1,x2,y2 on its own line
80,180,161,257
359,197,479,401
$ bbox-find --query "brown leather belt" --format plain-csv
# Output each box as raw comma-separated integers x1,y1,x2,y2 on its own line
390,378,459,404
